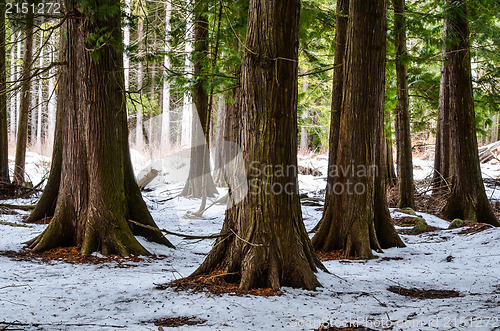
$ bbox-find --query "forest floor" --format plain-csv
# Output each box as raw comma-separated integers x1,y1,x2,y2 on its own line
0,151,499,330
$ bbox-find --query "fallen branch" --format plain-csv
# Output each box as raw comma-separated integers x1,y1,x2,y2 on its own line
127,219,229,240
0,204,36,211
0,221,32,228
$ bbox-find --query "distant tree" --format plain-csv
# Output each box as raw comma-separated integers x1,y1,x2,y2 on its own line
191,0,325,290
440,0,499,226
312,0,405,258
27,0,174,254
0,0,9,183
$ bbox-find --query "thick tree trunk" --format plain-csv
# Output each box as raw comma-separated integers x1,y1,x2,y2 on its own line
13,16,34,186
433,19,452,195
181,0,217,198
191,0,324,290
393,0,414,209
312,0,404,258
0,0,9,183
27,0,174,254
441,0,499,226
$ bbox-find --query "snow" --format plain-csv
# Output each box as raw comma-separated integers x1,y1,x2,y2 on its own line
1,152,499,330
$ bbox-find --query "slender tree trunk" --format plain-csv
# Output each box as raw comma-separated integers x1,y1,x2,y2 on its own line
161,0,172,152
181,0,217,198
433,19,452,195
310,0,348,234
0,0,9,183
386,138,397,187
9,31,16,142
312,0,404,258
135,19,145,150
212,88,242,188
13,16,34,186
191,0,325,290
47,40,57,151
393,0,414,208
299,80,309,154
27,0,174,254
181,7,193,148
123,0,130,94
441,0,499,226
16,31,21,134
212,94,226,186
36,28,44,151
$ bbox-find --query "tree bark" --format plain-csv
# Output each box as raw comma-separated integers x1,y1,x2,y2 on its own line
393,0,414,208
312,0,404,258
432,18,453,195
13,15,34,186
441,0,499,226
191,0,325,290
212,88,241,187
181,0,217,198
27,0,174,254
386,138,397,187
135,19,145,150
0,0,9,183
161,0,172,152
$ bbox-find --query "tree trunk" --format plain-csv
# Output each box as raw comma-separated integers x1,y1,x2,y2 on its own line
212,88,242,187
135,19,145,150
393,0,414,209
9,31,16,142
47,39,57,151
181,0,217,198
386,138,397,187
191,0,325,290
27,0,174,254
312,0,404,258
441,0,499,226
299,80,310,154
161,0,172,152
432,19,452,195
13,15,34,186
0,0,9,183
181,7,193,149
310,0,348,234
36,28,44,151
212,95,227,186
123,0,130,93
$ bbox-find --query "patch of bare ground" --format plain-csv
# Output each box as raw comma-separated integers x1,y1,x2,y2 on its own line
158,270,281,297
387,286,461,299
0,246,168,266
146,316,207,327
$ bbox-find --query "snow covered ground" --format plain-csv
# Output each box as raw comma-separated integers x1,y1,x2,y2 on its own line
0,152,499,330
